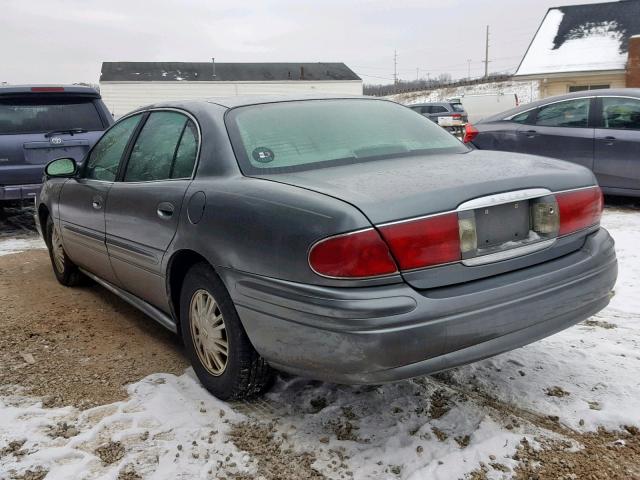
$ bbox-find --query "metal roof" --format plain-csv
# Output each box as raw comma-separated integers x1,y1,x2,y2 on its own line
0,84,100,97
100,62,361,82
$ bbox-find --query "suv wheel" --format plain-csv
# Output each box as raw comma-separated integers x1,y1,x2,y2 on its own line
45,216,84,286
180,262,274,400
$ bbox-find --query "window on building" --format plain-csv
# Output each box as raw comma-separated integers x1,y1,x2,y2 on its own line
569,84,610,93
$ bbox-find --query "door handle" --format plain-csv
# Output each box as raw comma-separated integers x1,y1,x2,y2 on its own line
519,129,538,138
92,196,103,210
157,202,175,219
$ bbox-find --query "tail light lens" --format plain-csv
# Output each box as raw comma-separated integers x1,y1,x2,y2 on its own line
451,113,462,119
379,213,461,270
463,123,479,143
309,228,398,278
556,186,603,236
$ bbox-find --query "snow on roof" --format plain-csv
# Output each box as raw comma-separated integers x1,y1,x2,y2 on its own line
516,0,640,77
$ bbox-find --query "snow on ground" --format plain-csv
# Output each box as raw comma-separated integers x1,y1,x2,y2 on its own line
0,236,45,256
387,79,540,109
1,207,639,479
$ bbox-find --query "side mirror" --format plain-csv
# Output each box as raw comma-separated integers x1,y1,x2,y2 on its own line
45,157,77,178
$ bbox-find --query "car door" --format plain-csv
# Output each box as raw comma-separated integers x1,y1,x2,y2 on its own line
105,110,199,310
58,114,143,285
593,96,640,193
515,97,595,170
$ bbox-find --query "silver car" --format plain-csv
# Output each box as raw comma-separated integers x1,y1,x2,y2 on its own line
36,96,618,400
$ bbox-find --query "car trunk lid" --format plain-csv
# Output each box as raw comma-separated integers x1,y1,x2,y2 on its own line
253,150,600,288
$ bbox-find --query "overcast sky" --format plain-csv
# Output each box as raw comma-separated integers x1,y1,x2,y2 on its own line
1,0,609,85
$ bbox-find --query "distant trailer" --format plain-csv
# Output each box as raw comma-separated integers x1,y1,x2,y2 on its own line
454,93,519,123
99,61,363,118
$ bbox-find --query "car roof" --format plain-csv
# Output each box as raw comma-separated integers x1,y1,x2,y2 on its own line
127,94,390,113
0,84,101,97
480,88,640,123
409,102,452,107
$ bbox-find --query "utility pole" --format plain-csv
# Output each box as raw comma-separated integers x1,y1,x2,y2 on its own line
483,25,490,78
467,59,472,79
416,67,419,81
393,50,398,84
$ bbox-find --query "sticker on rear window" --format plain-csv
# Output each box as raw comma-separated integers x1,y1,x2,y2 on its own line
252,147,275,163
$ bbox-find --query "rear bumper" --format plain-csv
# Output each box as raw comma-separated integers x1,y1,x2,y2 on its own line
0,183,41,202
222,228,617,384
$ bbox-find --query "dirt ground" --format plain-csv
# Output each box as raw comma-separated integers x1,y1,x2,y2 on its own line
0,249,188,409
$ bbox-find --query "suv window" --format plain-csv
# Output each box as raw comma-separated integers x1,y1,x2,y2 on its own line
430,106,448,114
534,98,590,128
0,96,104,134
601,97,640,130
124,111,190,182
451,103,465,112
84,114,142,181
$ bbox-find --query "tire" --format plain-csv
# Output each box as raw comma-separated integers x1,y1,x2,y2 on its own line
45,216,85,286
180,262,274,400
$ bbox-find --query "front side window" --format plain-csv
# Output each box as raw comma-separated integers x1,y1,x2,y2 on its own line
534,98,590,128
0,96,104,134
601,97,640,130
124,111,192,182
226,99,467,174
84,114,142,181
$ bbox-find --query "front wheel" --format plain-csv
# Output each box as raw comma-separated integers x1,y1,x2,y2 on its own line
180,263,274,400
45,216,85,286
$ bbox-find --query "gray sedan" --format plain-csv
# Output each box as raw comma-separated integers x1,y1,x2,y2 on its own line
36,96,617,400
467,89,640,197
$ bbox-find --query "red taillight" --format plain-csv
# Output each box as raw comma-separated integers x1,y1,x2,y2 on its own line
309,229,398,278
463,123,479,143
452,113,462,118
30,87,65,92
556,186,603,236
379,213,461,270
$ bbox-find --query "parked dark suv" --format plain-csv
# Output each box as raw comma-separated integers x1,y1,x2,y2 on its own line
0,85,112,206
409,102,468,124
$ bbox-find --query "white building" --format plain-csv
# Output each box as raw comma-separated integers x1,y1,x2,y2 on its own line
99,61,363,117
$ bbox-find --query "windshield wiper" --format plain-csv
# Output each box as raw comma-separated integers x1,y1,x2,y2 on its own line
44,128,87,138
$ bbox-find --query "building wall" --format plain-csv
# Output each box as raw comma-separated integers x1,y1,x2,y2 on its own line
100,80,364,117
539,73,626,98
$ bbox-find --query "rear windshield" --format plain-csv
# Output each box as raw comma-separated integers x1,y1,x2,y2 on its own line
451,103,465,112
0,96,104,134
226,99,467,174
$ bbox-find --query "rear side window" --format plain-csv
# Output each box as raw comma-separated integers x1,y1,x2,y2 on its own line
430,106,448,114
534,98,590,128
172,121,199,178
601,97,640,130
85,114,142,181
0,96,104,134
124,111,195,182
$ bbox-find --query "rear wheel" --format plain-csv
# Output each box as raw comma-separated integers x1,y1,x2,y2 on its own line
45,216,84,286
180,262,274,400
